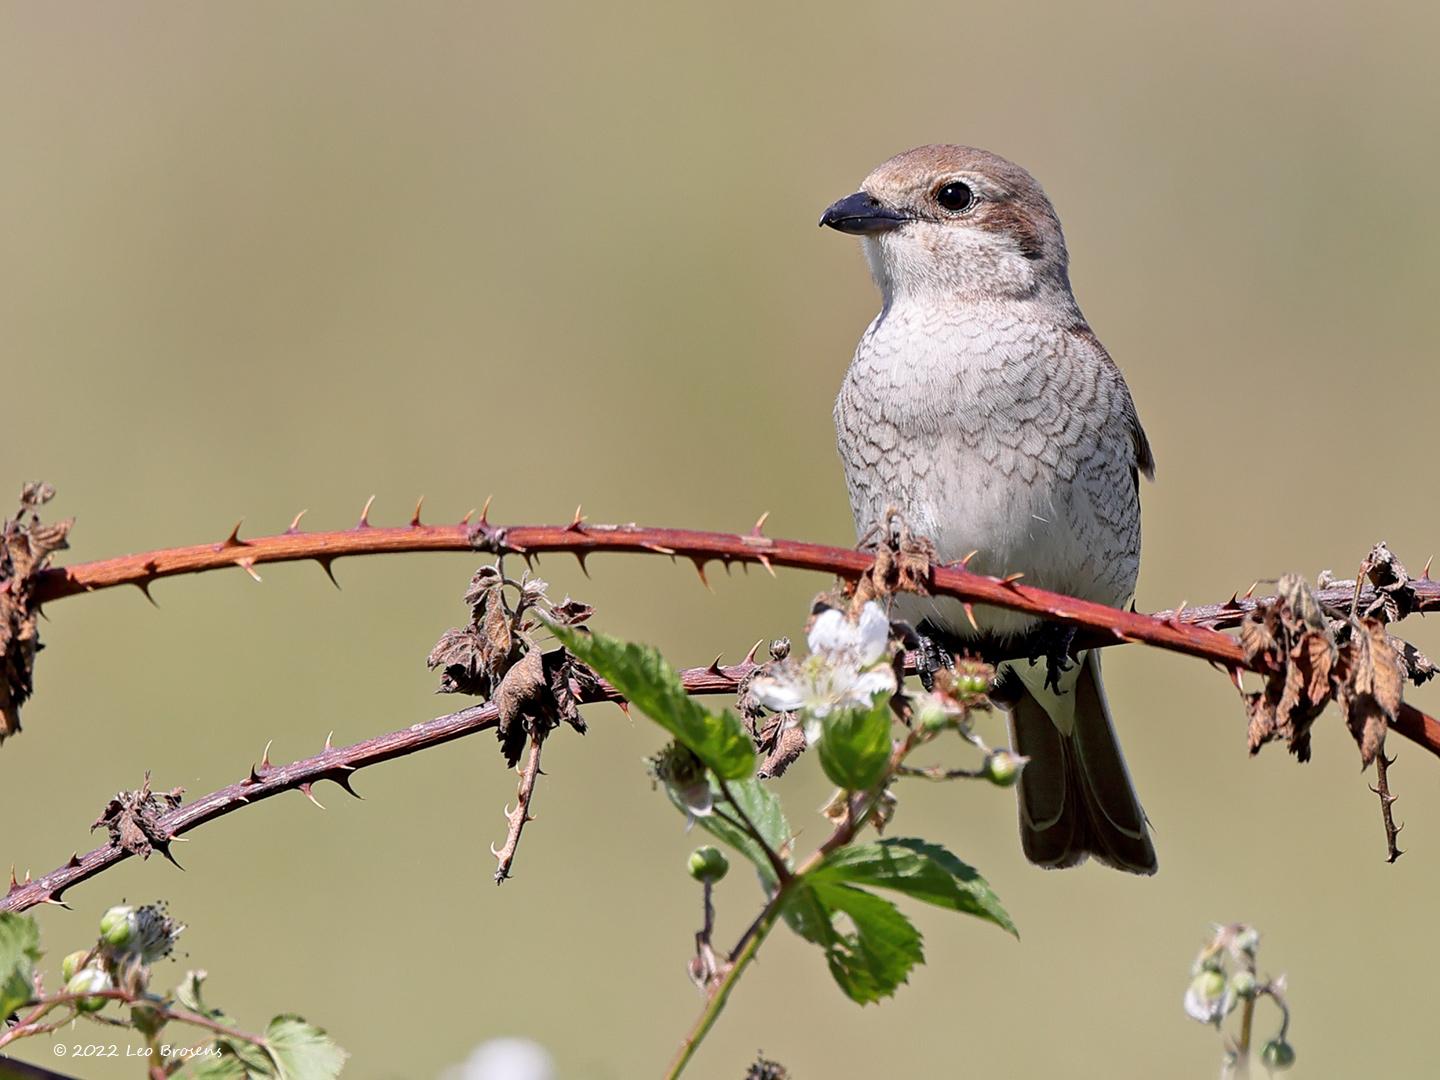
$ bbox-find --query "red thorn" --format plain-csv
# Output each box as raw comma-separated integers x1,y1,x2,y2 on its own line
460,508,475,526
316,557,340,589
751,511,771,536
134,581,159,608
959,549,979,568
410,496,425,527
65,853,81,869
963,602,979,632
567,505,586,532
757,553,775,578
706,654,726,677
356,495,376,529
1422,555,1433,581
324,730,335,751
522,552,535,571
574,551,591,578
236,557,262,583
38,894,70,909
242,765,263,786
1226,593,1241,608
299,782,326,810
260,739,273,770
286,509,308,534
617,700,631,718
6,867,17,894
219,520,247,550
1173,601,1188,621
691,558,713,592
1001,572,1025,586
479,494,493,525
1243,582,1258,601
643,541,677,556
743,638,765,665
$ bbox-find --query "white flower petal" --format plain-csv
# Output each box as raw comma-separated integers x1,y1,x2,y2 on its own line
748,675,808,713
849,669,897,702
806,608,854,655
803,715,825,745
855,602,893,665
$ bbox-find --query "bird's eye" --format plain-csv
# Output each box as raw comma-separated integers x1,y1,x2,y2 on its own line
935,181,975,213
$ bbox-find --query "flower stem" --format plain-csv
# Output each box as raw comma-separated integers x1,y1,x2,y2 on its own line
665,900,783,1079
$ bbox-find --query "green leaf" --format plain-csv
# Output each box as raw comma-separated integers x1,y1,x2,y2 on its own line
553,624,755,780
811,837,1017,937
0,912,41,1019
265,1015,348,1080
781,881,923,1004
666,777,791,889
177,1057,250,1080
816,701,893,791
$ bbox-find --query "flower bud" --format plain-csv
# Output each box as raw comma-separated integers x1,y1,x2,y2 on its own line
60,950,89,983
99,905,136,947
984,750,1024,787
1230,970,1258,1000
1261,1039,1296,1070
1234,926,1261,957
688,846,729,883
65,967,111,1013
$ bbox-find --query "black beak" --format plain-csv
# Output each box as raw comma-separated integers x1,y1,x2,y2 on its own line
819,191,910,235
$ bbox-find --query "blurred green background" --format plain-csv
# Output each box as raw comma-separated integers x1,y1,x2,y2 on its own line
4,2,1438,1077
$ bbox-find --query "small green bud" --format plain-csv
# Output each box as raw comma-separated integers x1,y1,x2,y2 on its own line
688,846,729,883
915,701,952,734
1230,970,1258,999
65,967,111,1013
1234,926,1261,957
1261,1039,1296,1070
1195,969,1226,1000
99,904,136,947
962,673,989,695
984,750,1023,787
60,950,89,983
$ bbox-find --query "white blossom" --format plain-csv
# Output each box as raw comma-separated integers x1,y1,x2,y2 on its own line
749,602,897,743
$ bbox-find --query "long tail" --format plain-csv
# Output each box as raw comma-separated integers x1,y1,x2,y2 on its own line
1004,650,1156,875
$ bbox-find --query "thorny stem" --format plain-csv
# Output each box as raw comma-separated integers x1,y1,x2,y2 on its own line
492,726,548,884
1372,749,1405,862
25,517,1440,762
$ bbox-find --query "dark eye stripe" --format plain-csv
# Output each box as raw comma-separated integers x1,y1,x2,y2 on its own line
935,181,974,213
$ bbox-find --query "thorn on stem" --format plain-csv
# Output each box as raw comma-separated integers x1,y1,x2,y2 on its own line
567,505,586,532
134,581,159,608
356,495,376,529
286,510,308,534
235,557,262,583
691,557,714,592
751,511,770,536
743,638,765,665
410,496,425,527
298,782,326,810
479,494,493,525
220,520,247,549
962,602,979,632
315,557,341,589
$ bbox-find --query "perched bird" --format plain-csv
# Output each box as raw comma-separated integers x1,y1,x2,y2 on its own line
822,145,1157,874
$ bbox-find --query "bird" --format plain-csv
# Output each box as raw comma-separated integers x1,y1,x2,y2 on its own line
821,145,1157,874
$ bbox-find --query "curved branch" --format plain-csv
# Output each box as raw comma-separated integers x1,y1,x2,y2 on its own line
0,662,758,915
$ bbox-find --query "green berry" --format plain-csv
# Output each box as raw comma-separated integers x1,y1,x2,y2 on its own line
984,750,1023,787
65,968,111,1013
1231,970,1258,999
60,950,89,983
688,846,729,883
1261,1039,1296,1070
99,905,136,947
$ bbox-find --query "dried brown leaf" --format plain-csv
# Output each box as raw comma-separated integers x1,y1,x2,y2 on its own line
1338,617,1403,767
1,484,73,741
91,774,185,864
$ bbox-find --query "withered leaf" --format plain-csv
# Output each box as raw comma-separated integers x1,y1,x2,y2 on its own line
481,596,516,675
547,597,595,626
1360,541,1417,624
91,774,185,864
1,483,74,742
495,647,546,767
426,626,491,696
1338,617,1403,768
463,566,504,613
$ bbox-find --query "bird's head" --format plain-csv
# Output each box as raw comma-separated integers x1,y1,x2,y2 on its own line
820,145,1071,305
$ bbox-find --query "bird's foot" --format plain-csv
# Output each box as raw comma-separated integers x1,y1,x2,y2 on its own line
1028,623,1078,694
